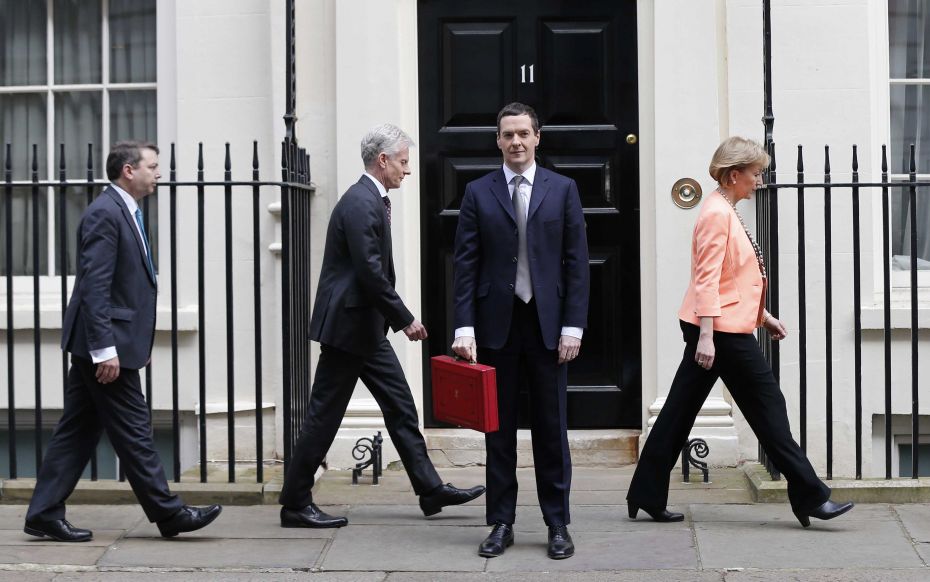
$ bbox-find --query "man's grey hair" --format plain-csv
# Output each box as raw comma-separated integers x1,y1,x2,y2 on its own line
360,123,415,168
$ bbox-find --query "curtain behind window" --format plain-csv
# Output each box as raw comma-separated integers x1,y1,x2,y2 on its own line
890,0,930,268
0,0,48,275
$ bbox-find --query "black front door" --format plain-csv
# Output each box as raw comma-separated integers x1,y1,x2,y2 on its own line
417,0,640,428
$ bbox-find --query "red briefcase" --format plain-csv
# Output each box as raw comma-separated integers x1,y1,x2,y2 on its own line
430,355,499,433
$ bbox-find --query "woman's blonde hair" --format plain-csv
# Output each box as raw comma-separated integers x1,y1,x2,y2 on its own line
708,137,770,185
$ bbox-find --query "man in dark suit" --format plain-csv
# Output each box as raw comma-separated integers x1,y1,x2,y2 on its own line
278,124,485,528
452,103,590,559
24,142,222,542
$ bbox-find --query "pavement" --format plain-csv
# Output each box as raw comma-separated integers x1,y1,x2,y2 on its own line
0,465,928,581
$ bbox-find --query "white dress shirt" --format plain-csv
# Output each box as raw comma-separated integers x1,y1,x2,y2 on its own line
455,163,583,342
363,172,389,199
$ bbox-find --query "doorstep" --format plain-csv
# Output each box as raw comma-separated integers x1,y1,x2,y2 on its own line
743,462,930,503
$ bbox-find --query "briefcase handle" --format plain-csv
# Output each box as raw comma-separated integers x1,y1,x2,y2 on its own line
451,353,478,365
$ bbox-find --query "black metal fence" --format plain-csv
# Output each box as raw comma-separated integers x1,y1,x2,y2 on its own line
756,141,928,481
1,139,312,483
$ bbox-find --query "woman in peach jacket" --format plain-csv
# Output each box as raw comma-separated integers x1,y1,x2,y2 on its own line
626,137,853,528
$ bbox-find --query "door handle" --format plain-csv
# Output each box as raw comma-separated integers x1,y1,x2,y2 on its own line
626,133,638,145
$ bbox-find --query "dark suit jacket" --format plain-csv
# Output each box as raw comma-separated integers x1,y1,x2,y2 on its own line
453,166,590,350
308,175,415,356
61,186,157,370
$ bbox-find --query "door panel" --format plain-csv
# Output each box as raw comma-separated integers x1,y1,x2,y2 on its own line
418,0,640,428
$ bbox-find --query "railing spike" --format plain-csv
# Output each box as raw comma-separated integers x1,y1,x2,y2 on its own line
852,144,858,173
881,144,888,175
797,144,803,173
824,145,831,174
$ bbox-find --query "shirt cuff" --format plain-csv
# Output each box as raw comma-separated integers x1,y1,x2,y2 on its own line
561,327,583,339
89,346,117,364
454,327,475,339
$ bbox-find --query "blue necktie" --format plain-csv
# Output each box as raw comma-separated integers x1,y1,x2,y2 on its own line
134,208,156,280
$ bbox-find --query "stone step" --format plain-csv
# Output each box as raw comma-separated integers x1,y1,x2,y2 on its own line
425,428,640,468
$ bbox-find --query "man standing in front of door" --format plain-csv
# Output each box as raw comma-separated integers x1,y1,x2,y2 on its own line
25,141,222,542
451,103,590,559
278,124,485,529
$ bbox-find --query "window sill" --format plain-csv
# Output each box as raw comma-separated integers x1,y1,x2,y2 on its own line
861,305,930,330
0,305,199,331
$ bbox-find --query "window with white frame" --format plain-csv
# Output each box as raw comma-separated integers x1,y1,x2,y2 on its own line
889,0,930,271
0,0,157,277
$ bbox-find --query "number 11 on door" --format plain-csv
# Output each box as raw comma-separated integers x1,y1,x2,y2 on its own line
520,64,535,84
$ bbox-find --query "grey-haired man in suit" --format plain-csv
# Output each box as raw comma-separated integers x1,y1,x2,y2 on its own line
278,124,485,528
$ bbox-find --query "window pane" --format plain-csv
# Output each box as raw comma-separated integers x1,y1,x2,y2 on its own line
110,90,157,143
0,0,47,86
54,91,102,178
889,0,930,79
890,85,930,269
110,89,158,270
54,0,102,85
0,93,48,179
110,0,156,83
890,85,930,174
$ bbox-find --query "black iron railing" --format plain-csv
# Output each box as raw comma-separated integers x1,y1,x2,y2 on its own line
1,139,312,483
758,142,928,481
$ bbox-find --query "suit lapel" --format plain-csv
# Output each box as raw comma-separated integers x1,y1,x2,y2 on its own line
489,170,516,224
106,186,156,285
358,175,395,284
527,167,551,223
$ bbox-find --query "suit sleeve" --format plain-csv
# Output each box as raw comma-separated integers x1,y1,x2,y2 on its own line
78,206,120,351
452,183,480,329
562,179,590,329
692,208,730,317
343,196,414,331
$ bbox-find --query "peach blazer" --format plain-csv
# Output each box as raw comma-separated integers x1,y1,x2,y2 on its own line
678,190,766,333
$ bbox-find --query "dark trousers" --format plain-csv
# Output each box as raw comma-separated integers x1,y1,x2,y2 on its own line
27,356,182,523
279,337,442,509
482,298,571,527
627,321,830,513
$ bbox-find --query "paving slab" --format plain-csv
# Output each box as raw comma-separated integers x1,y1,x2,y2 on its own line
387,573,724,582
321,524,486,572
0,530,124,547
0,505,145,532
98,538,326,569
345,504,484,526
913,542,930,565
513,504,690,533
723,568,930,582
124,505,346,539
51,574,386,582
0,544,107,566
0,573,56,582
485,530,698,572
696,518,924,569
691,503,895,523
894,504,930,542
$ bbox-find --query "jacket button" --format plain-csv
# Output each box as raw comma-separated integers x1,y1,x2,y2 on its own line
512,256,518,263
508,283,514,290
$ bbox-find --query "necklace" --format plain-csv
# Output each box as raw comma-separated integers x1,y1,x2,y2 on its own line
717,188,767,279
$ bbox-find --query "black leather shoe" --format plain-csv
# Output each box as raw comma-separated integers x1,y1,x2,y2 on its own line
478,523,514,558
157,505,223,538
547,525,575,559
24,519,92,542
628,502,684,522
280,503,348,528
794,499,854,528
420,483,486,516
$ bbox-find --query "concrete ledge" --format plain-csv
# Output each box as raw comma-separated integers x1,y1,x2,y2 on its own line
1,478,267,506
743,462,930,503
